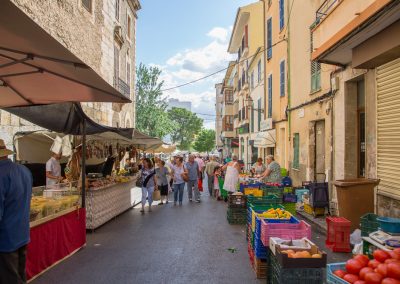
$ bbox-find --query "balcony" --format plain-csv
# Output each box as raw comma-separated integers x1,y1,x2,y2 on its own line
311,0,400,67
113,77,131,98
222,104,234,116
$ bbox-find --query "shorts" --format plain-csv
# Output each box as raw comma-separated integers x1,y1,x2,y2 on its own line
159,184,168,196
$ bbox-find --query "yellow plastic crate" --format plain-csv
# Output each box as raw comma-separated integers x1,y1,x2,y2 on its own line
251,209,292,232
304,203,325,216
244,188,263,196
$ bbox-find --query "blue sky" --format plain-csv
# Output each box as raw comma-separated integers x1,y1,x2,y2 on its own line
136,0,255,128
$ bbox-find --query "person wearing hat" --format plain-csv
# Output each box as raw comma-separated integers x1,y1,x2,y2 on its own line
46,151,63,187
0,139,33,283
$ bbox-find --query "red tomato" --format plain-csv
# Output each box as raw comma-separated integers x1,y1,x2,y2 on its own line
386,259,400,264
374,250,391,263
382,278,400,284
364,272,383,284
346,259,364,274
354,281,366,284
343,274,359,283
394,248,400,255
333,269,347,279
368,259,382,269
376,263,388,277
387,262,400,279
360,267,374,280
354,255,370,267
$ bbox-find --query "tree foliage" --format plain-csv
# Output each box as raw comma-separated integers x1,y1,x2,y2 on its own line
168,107,203,150
135,63,175,138
193,129,216,153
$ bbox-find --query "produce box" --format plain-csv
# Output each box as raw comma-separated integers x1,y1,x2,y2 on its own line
360,213,379,237
252,256,268,279
228,194,247,208
272,239,327,268
269,237,312,255
326,262,347,284
261,220,311,247
269,249,325,284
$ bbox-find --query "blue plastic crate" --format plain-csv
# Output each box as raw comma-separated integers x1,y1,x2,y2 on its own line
377,216,400,234
283,193,297,203
326,263,347,284
254,235,268,259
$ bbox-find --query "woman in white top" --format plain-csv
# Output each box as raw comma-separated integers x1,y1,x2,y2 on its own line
222,155,241,193
170,156,188,206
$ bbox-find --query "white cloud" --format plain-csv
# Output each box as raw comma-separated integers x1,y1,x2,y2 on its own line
207,27,229,42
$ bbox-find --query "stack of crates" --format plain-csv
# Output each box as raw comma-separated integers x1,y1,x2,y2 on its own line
360,213,379,237
227,194,247,225
261,185,283,200
245,195,282,279
326,217,351,252
268,249,325,284
283,189,297,216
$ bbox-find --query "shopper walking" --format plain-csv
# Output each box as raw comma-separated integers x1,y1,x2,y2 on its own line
222,155,241,193
185,155,200,203
140,158,157,213
170,156,187,206
156,160,170,205
205,156,219,197
0,139,33,284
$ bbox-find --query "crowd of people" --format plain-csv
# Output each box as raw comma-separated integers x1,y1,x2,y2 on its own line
137,152,283,212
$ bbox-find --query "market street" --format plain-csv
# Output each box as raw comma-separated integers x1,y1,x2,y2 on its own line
31,187,348,284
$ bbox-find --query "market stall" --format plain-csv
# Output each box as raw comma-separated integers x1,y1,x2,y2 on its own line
14,130,142,230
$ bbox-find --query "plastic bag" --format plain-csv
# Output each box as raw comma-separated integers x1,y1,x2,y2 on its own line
350,229,362,245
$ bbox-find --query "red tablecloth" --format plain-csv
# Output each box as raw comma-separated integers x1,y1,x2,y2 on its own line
26,208,86,280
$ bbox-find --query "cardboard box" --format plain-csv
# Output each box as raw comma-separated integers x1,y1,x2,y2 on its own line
269,237,312,255
270,238,327,268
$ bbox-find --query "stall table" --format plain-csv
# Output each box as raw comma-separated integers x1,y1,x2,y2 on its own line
86,175,138,230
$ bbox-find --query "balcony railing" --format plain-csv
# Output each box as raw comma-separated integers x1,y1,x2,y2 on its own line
113,77,130,98
315,0,339,25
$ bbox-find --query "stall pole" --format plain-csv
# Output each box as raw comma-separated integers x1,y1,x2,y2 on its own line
81,120,87,208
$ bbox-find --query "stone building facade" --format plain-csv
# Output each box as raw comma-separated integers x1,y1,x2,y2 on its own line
0,0,140,148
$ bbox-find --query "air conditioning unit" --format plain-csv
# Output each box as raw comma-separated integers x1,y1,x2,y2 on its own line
331,76,339,91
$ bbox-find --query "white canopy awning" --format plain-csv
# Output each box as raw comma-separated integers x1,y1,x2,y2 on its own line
253,129,276,148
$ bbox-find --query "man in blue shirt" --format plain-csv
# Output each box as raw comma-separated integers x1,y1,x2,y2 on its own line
185,155,200,203
0,139,33,284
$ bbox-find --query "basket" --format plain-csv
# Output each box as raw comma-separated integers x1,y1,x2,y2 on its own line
261,220,310,247
326,262,347,284
304,203,325,217
283,202,297,215
228,194,247,208
326,217,351,253
251,207,289,232
377,216,400,234
269,250,325,284
360,213,379,237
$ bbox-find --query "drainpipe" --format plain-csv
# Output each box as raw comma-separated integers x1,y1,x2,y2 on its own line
286,0,292,169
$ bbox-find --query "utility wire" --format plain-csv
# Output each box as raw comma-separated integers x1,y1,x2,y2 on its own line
161,39,286,92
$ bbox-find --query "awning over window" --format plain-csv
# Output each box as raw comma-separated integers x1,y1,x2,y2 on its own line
0,0,130,107
253,129,276,148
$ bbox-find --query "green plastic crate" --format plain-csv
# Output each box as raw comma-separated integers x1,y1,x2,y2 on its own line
283,202,297,216
360,213,379,237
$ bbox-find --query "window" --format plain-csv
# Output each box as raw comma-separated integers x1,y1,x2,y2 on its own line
225,90,233,104
127,14,132,39
257,60,262,83
126,61,131,87
250,71,254,91
268,74,272,118
279,0,285,30
115,0,120,21
267,18,272,59
293,133,300,169
244,25,249,48
82,0,92,12
250,103,255,133
280,60,285,97
311,61,321,92
114,46,120,82
257,98,262,131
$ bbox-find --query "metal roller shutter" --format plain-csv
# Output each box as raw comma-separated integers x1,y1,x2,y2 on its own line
377,58,400,196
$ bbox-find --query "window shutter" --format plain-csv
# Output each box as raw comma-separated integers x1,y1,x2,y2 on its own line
267,19,272,59
251,103,254,133
268,75,272,118
245,25,249,48
280,61,285,97
293,133,300,169
279,0,285,30
311,61,321,91
257,98,261,131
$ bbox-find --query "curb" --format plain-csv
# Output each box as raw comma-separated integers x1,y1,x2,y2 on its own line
296,210,327,235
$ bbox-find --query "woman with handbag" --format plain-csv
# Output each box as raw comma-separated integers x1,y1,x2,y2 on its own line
170,156,188,206
140,158,157,213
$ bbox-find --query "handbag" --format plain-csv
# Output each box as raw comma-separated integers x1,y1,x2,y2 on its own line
181,165,189,182
143,170,156,187
153,189,161,201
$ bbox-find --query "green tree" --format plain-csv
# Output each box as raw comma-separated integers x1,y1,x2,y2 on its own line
168,107,203,150
135,63,175,138
193,129,216,153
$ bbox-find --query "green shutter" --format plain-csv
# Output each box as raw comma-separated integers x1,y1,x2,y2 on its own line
293,133,300,169
251,103,254,133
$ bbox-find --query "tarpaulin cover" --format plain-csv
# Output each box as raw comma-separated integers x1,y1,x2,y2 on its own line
4,102,133,139
26,208,86,280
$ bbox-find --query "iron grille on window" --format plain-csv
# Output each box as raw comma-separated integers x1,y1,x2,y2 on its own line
82,0,92,12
